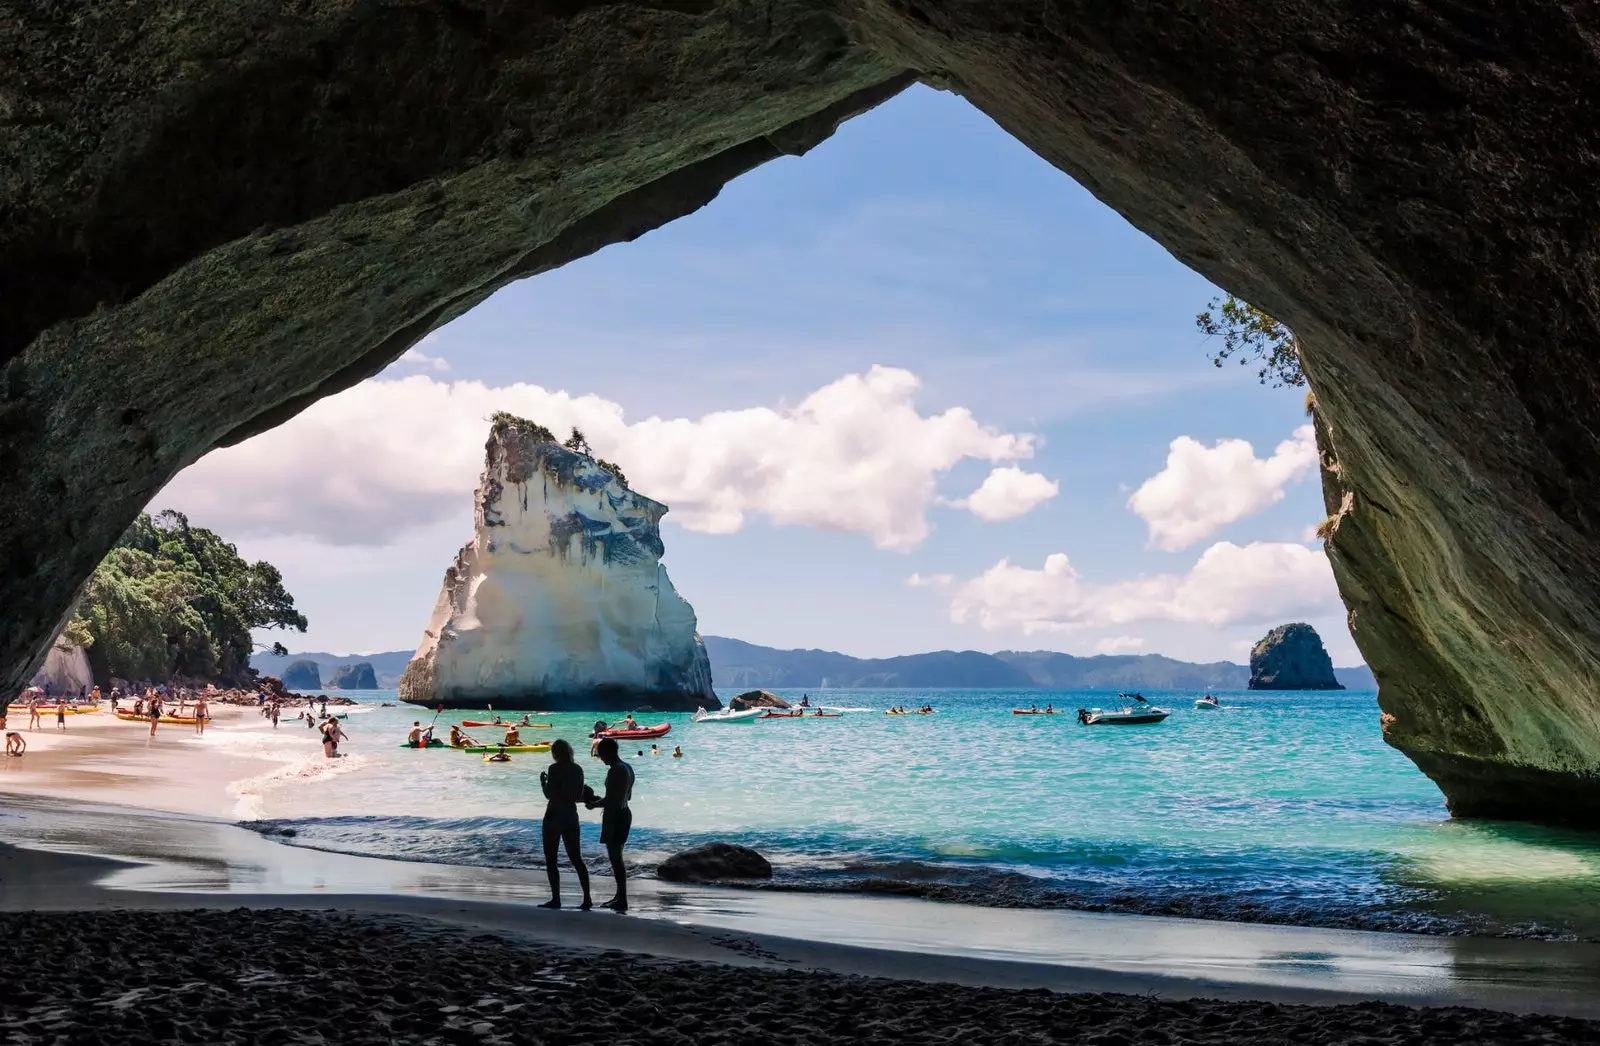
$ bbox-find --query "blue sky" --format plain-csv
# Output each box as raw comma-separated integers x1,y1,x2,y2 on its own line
162,85,1355,665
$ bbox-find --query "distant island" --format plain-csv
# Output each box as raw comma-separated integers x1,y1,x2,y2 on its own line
326,662,378,690
254,635,1376,692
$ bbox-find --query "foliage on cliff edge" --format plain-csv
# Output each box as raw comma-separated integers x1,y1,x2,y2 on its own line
68,510,306,685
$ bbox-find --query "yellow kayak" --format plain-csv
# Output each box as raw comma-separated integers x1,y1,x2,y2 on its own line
114,711,210,725
463,743,551,754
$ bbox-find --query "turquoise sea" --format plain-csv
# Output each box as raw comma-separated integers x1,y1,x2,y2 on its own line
242,687,1600,940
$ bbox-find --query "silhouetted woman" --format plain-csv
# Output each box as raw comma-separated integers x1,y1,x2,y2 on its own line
587,737,636,912
539,739,593,910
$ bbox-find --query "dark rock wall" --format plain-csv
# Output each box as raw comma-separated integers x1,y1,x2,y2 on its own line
1249,624,1343,691
8,2,1600,821
280,660,322,691
327,662,378,690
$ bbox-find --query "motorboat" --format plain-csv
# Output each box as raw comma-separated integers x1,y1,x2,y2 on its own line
1194,695,1222,711
1077,693,1170,726
692,706,764,724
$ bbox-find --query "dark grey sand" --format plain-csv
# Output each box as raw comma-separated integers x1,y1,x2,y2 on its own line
1,908,1596,1046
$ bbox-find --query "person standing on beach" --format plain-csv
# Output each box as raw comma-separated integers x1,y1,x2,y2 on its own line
27,698,40,731
55,698,66,731
193,694,208,736
537,739,593,910
586,737,635,913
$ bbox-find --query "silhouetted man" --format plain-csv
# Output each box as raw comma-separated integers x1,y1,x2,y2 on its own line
586,737,635,912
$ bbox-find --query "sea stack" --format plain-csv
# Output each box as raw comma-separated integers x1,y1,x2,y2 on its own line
399,414,717,711
327,662,378,690
1248,623,1345,690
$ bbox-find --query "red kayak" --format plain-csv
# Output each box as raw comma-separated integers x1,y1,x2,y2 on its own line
760,711,803,719
601,723,671,740
461,720,504,727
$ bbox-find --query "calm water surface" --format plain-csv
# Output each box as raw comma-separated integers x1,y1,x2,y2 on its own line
240,688,1600,939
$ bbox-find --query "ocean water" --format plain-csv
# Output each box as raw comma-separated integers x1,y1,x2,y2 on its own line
240,688,1600,939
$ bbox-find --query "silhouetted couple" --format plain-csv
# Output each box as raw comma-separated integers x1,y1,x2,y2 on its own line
539,737,635,912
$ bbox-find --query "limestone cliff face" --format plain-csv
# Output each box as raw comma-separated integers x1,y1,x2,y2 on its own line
281,660,321,690
1248,624,1343,691
327,662,377,690
29,637,93,695
399,422,716,711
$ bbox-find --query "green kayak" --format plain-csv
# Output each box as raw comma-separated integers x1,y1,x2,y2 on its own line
462,743,551,754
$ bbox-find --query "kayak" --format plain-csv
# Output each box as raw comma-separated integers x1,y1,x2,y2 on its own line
1012,710,1062,715
600,724,670,740
885,710,937,715
114,711,209,724
10,705,98,714
461,720,504,727
398,740,447,748
462,743,552,754
759,711,803,719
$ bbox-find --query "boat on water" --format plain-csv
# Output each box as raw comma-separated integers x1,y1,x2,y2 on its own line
1077,693,1170,726
1194,695,1222,711
600,723,671,740
692,706,764,724
1012,708,1061,715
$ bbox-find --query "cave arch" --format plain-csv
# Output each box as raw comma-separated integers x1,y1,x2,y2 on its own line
5,1,1600,823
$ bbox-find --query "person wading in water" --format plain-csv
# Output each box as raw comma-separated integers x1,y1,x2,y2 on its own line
538,739,592,910
586,737,635,913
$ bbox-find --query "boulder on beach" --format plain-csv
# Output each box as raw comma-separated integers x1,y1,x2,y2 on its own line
327,662,378,689
281,660,321,690
728,689,789,710
657,843,773,883
1249,623,1345,690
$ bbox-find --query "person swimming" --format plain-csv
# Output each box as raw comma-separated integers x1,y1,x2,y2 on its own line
671,745,682,759
487,746,511,763
650,743,660,756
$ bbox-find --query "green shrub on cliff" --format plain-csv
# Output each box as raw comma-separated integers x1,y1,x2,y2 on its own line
68,510,307,685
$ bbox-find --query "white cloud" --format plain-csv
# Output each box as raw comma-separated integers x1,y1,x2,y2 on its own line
397,347,451,372
948,541,1340,635
952,466,1059,521
906,572,955,589
157,365,1039,552
1095,635,1146,655
1127,425,1318,551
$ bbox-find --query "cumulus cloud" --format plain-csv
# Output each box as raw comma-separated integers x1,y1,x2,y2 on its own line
1127,425,1318,551
1095,635,1146,655
906,572,955,589
948,541,1340,635
157,365,1040,551
397,347,451,372
952,466,1059,521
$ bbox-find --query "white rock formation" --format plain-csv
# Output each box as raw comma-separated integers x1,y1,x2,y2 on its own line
29,635,93,695
399,419,717,710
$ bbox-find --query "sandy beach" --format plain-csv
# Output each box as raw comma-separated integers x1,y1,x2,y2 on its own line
0,702,364,819
3,708,1600,1042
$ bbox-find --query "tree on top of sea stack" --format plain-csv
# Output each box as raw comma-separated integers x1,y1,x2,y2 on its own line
1248,623,1344,690
399,414,715,711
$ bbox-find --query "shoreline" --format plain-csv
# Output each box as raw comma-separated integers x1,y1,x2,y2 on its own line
5,796,1600,1022
1,699,1594,950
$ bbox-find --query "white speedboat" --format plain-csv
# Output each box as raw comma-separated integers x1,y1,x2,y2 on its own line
1194,696,1221,711
692,706,764,724
1077,693,1170,726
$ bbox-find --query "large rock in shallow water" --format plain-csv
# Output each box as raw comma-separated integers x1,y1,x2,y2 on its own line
657,843,773,883
399,418,716,711
1249,624,1344,691
327,662,377,690
281,660,321,690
